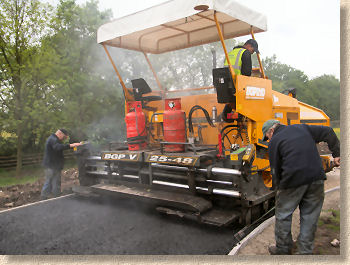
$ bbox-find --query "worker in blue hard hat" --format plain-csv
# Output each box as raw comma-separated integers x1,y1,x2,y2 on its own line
224,39,259,76
262,120,340,255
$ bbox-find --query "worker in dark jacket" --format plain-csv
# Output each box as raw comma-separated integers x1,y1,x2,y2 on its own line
262,120,340,255
41,129,81,199
224,39,259,76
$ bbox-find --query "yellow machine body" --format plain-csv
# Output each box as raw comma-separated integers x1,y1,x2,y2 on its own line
137,76,329,188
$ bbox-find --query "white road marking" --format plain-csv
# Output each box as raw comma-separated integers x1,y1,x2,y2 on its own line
0,194,74,214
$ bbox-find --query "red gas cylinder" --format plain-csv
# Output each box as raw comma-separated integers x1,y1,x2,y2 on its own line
163,98,186,152
125,101,147,151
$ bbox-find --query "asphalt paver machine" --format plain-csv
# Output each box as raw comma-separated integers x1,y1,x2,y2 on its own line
76,0,331,227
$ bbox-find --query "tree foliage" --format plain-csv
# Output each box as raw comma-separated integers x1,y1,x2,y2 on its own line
305,75,340,120
263,55,339,120
43,0,124,143
106,39,236,91
0,0,52,174
0,0,123,173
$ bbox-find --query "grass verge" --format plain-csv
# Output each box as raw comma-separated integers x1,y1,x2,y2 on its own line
0,159,77,188
318,209,340,231
0,174,40,187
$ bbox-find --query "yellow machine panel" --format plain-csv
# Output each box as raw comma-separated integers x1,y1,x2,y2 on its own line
299,102,330,126
235,75,273,121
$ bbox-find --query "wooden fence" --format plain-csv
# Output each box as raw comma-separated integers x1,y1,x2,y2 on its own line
0,150,75,169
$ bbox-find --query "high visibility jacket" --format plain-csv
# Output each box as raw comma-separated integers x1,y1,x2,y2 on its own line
224,48,247,75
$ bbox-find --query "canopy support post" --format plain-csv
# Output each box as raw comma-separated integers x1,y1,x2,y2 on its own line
250,27,266,79
213,11,236,82
143,52,164,95
102,44,133,101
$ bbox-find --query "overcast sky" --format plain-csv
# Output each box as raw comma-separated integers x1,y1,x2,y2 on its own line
75,0,340,79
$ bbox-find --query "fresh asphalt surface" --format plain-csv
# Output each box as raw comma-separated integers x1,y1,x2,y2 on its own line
0,194,238,254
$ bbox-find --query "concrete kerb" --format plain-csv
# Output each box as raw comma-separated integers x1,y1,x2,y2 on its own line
228,185,340,255
228,215,275,255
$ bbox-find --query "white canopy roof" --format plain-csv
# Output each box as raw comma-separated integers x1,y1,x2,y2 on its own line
97,0,267,54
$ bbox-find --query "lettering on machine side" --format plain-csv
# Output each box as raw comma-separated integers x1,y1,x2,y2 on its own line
102,153,140,161
146,154,198,166
245,86,265,100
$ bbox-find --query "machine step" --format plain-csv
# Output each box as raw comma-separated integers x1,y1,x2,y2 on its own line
90,183,213,213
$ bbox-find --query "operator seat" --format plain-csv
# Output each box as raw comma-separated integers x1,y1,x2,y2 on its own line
131,78,162,102
212,67,235,103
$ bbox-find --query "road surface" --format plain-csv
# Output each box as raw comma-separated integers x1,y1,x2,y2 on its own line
0,194,238,254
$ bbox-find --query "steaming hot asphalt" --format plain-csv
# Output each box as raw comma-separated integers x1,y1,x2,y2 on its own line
0,194,238,254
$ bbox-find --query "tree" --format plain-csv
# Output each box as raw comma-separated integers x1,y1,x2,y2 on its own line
263,55,309,92
305,75,340,120
263,55,339,120
144,39,236,90
0,0,52,175
45,0,124,143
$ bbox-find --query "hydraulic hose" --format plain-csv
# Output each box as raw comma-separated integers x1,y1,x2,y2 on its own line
220,124,238,135
221,125,242,146
188,105,215,134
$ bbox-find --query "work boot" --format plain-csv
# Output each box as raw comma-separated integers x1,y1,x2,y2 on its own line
268,245,292,255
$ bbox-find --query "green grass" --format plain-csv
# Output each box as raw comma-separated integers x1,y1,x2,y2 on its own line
0,159,77,188
318,209,340,232
0,174,40,187
325,223,340,232
326,209,340,232
0,164,43,178
0,163,43,187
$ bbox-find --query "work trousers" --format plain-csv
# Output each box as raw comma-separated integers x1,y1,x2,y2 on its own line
275,179,324,254
41,168,62,198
